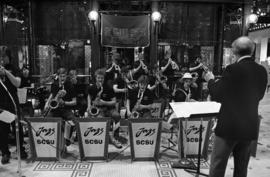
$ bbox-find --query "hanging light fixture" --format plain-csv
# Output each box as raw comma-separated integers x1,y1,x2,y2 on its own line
151,11,161,22
248,13,259,24
88,10,98,22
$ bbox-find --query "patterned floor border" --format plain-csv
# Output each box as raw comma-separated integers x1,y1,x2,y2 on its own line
156,161,177,177
33,161,177,177
34,161,93,177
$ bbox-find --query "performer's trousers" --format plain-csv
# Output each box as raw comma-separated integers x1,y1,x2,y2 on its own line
0,120,25,156
209,135,252,177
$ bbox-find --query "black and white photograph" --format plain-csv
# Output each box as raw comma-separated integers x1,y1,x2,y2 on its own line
0,0,270,177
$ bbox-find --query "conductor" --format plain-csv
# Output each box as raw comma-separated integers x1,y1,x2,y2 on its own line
204,36,268,177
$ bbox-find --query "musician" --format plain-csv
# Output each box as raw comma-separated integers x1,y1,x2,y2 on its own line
68,69,87,117
189,56,205,77
0,48,27,164
44,68,77,150
19,65,34,117
172,73,198,102
113,67,129,109
105,52,121,88
87,69,122,149
189,56,207,99
126,75,154,119
147,66,168,104
20,65,32,88
160,50,179,91
205,36,267,177
130,53,149,81
147,67,169,117
44,68,76,118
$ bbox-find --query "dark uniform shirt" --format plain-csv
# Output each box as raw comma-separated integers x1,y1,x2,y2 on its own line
132,61,148,81
160,59,174,78
105,65,120,88
173,83,197,102
128,88,154,111
113,76,126,100
0,64,20,114
51,79,76,109
148,75,169,98
87,83,116,108
20,77,32,88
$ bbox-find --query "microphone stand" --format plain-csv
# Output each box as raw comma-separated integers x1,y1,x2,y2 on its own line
0,79,24,177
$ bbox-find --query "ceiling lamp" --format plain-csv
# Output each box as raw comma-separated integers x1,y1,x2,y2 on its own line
151,11,161,22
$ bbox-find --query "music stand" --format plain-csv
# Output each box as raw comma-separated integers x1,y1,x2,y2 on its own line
168,102,221,175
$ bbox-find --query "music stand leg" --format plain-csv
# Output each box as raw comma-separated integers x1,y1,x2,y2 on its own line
185,118,208,176
171,119,195,169
161,127,177,153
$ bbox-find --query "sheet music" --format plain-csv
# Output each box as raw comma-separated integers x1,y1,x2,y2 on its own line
0,110,16,123
168,101,221,123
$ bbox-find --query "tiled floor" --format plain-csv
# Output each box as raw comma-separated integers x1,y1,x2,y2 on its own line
1,91,270,177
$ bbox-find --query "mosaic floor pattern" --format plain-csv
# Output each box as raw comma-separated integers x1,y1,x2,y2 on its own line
23,161,176,177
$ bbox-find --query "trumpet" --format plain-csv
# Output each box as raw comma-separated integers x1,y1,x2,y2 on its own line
88,84,103,117
140,60,147,70
114,63,121,71
171,60,179,70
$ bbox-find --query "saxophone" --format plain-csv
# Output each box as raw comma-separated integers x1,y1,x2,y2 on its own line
43,82,66,117
131,89,145,119
89,83,103,117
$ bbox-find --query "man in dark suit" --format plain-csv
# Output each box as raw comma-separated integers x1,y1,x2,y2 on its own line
204,36,267,177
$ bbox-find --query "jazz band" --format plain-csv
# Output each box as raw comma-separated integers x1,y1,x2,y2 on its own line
1,48,211,156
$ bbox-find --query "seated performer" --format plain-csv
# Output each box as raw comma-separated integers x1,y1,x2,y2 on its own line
87,69,122,148
172,72,198,102
68,69,87,117
148,66,169,98
148,66,169,113
126,75,154,119
113,67,129,110
44,67,77,150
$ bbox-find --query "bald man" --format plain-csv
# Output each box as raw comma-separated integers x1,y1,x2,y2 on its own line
204,36,267,177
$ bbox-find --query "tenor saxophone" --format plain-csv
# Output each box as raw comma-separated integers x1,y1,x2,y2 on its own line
89,84,103,117
43,83,66,117
131,89,144,119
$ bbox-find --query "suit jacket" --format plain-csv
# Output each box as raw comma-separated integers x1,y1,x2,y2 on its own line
208,57,267,140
